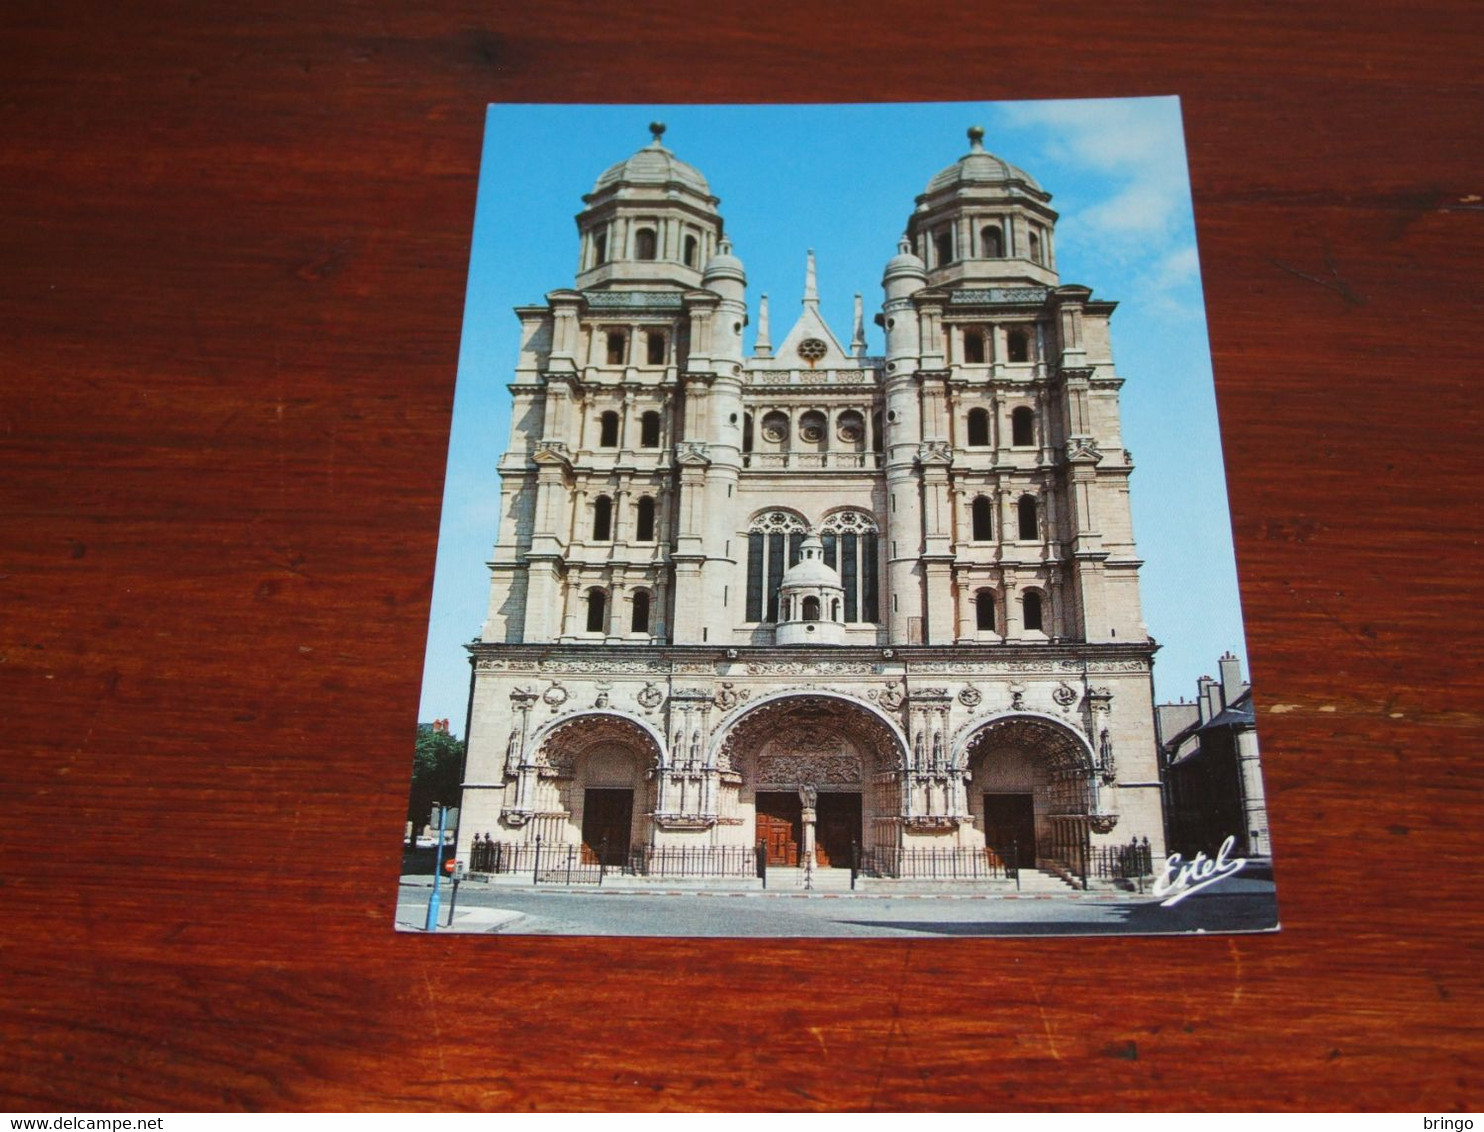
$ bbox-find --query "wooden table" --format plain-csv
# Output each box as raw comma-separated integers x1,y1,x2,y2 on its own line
2,0,1479,1112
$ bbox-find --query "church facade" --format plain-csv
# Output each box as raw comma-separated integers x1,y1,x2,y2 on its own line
455,124,1165,880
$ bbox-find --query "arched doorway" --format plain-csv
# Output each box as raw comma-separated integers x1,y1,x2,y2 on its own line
533,713,661,866
960,715,1097,873
715,695,905,867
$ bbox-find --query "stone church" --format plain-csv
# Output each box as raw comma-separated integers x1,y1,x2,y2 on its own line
456,123,1165,881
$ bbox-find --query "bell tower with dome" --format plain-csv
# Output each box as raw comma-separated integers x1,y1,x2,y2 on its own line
457,126,1166,886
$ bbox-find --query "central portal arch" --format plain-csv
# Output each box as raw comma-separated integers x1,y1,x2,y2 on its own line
714,694,907,866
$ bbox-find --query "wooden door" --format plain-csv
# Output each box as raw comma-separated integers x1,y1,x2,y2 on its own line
814,793,862,868
581,788,633,866
754,791,801,866
984,793,1036,867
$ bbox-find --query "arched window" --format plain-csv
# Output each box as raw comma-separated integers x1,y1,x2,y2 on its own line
967,407,990,447
1007,330,1029,363
981,224,1003,258
745,510,808,622
1011,406,1035,447
630,589,650,634
742,412,754,455
1028,230,1042,265
598,411,619,448
635,227,657,260
963,330,985,364
1017,495,1038,541
832,598,841,620
802,596,821,621
591,495,613,541
820,510,880,624
872,412,883,453
592,230,608,267
606,332,626,366
976,590,997,632
1023,589,1044,632
683,234,698,268
971,496,993,541
639,411,661,448
646,332,665,366
585,588,607,633
635,495,655,542
934,230,953,267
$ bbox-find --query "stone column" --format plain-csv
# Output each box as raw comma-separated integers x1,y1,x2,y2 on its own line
799,785,817,868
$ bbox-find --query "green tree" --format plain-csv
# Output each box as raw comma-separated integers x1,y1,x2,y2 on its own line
406,724,465,842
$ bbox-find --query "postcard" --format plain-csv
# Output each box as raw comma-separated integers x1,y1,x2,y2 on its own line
397,99,1278,937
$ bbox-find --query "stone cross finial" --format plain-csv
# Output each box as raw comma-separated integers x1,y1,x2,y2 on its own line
967,125,986,150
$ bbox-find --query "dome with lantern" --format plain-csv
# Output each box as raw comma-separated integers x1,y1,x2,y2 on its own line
575,124,725,291
589,123,714,199
923,125,1044,195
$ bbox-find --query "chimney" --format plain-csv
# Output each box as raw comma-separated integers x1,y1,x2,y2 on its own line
1219,651,1247,706
1197,676,1219,723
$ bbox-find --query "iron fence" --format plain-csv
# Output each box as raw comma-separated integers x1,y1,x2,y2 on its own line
1092,837,1155,882
860,845,1019,881
466,836,603,884
467,835,762,884
630,844,758,878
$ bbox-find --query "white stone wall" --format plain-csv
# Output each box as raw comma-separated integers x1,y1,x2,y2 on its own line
455,648,1165,863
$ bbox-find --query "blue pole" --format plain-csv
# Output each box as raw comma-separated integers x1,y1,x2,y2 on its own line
425,804,448,931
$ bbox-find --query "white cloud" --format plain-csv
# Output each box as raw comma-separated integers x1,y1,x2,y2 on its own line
1082,181,1182,239
1157,244,1201,284
1001,97,1190,245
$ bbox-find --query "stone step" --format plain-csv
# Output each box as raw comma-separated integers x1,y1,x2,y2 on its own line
762,866,859,891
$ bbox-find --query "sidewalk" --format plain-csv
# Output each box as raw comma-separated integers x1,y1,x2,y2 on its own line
398,873,1158,901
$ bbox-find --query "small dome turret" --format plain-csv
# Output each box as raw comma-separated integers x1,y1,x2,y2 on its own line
775,535,846,646
702,238,746,286
882,235,927,297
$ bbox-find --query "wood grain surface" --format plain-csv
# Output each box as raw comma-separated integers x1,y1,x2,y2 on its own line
2,0,1480,1113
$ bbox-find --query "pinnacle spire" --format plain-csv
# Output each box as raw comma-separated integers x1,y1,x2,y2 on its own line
755,294,772,358
803,249,818,310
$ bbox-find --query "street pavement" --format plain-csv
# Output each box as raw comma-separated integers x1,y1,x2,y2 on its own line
395,874,1279,939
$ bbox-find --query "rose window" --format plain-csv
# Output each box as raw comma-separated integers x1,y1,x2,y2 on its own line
797,338,827,365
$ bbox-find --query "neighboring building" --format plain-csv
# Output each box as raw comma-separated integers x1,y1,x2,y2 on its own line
456,124,1166,878
1159,651,1270,859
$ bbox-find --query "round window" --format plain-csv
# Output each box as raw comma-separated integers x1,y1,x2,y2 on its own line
797,338,827,364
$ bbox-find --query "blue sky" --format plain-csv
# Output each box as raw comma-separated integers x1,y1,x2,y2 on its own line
417,99,1248,733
